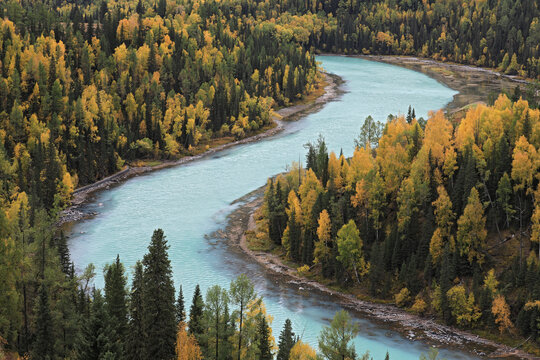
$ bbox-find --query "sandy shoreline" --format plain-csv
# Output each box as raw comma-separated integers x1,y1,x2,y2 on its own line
222,187,535,360
58,72,343,226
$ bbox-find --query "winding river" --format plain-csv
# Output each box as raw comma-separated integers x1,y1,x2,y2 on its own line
67,56,479,359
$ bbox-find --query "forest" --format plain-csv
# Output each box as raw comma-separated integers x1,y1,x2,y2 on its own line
0,0,539,358
257,95,540,352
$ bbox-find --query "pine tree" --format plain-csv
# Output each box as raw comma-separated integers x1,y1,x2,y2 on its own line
257,316,273,360
188,284,205,343
126,261,145,360
57,231,71,275
142,229,176,360
77,290,118,360
32,283,54,360
104,255,128,356
176,285,186,324
277,319,296,360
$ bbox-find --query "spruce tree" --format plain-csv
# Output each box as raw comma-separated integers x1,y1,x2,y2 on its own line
142,229,176,360
257,316,272,360
104,255,128,356
277,319,295,360
32,283,54,360
77,290,118,360
176,285,186,324
57,231,71,275
126,261,145,360
188,284,205,343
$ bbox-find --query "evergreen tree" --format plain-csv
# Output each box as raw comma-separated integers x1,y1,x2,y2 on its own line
176,285,186,324
142,229,176,360
126,261,145,360
189,284,205,343
57,231,71,275
104,254,128,356
257,315,272,360
277,319,296,360
32,283,55,360
77,290,118,360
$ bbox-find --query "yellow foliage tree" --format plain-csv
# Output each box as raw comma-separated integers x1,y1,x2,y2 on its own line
491,295,513,334
176,322,202,360
289,340,317,360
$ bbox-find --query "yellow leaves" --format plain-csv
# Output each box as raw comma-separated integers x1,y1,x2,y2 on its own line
410,296,427,315
289,341,316,360
422,110,454,167
491,295,513,334
376,116,410,196
394,287,410,307
6,192,29,225
316,210,331,243
447,285,481,327
176,323,202,360
431,185,455,258
346,146,374,188
483,269,499,295
511,136,538,194
314,210,331,265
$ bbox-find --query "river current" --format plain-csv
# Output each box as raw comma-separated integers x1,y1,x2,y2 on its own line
68,56,480,359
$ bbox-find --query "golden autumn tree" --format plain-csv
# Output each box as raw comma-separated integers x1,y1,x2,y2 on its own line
491,295,513,334
314,209,332,267
289,340,317,360
176,322,202,360
430,186,456,264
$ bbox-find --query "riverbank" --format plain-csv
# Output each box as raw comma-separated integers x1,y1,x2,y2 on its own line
223,186,536,360
58,72,343,225
319,54,533,115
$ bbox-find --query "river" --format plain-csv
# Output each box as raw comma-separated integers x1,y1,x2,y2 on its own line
67,56,480,359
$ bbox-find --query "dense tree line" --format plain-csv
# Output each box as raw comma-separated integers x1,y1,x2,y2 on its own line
260,95,540,345
265,0,540,79
0,0,318,211
4,225,432,359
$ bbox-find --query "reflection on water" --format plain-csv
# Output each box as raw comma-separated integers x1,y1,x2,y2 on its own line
68,56,478,359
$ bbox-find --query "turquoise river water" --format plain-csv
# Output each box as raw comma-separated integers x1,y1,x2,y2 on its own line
68,56,481,359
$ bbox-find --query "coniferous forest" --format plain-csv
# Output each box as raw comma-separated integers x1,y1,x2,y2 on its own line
258,99,540,351
0,0,539,358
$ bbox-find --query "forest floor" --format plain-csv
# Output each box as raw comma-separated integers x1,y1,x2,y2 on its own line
58,71,342,226
222,186,536,360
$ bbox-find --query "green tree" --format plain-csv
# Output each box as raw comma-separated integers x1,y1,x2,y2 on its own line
230,274,256,360
277,319,296,360
456,188,487,264
204,285,229,360
257,315,273,360
336,220,369,284
32,283,55,360
176,285,186,324
126,261,145,360
355,115,382,149
318,310,359,360
142,229,176,360
104,254,128,354
189,284,205,345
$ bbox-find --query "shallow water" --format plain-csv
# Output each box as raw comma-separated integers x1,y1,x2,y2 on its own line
68,56,479,359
